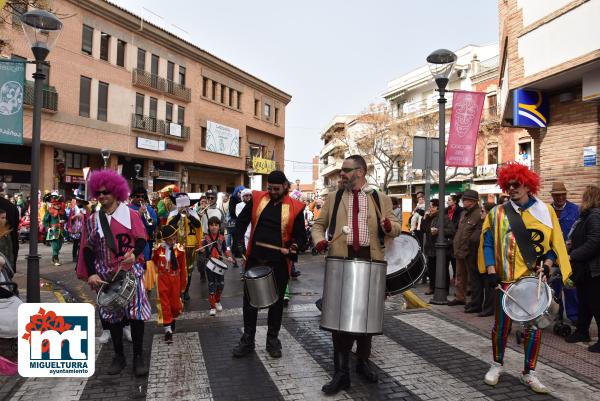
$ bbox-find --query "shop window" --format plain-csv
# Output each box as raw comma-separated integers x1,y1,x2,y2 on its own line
137,48,146,70
81,25,93,55
116,39,126,67
100,32,110,61
79,76,91,118
65,152,89,169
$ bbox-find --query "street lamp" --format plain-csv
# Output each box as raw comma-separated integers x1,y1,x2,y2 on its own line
21,9,63,303
134,163,142,179
295,179,301,190
426,49,457,305
101,149,111,168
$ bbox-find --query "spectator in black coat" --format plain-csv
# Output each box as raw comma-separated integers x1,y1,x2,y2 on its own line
0,184,19,269
566,185,600,353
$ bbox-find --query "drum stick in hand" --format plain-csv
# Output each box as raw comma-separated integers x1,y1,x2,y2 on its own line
329,226,350,244
497,285,533,315
537,262,543,301
195,241,217,253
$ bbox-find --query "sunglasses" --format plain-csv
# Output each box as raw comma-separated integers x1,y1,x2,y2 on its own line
267,186,283,192
94,190,111,196
507,181,522,189
207,196,216,200
341,167,359,173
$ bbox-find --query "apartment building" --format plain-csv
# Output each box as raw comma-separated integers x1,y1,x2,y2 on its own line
498,0,600,202
0,0,290,196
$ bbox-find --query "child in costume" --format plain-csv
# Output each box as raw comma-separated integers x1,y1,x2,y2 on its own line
43,194,67,266
151,225,187,344
201,216,232,316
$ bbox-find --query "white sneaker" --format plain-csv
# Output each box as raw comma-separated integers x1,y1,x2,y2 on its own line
209,308,216,316
215,303,223,312
123,325,132,342
97,330,111,344
521,371,550,394
484,361,503,386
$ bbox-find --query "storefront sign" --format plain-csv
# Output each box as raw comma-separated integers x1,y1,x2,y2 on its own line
446,91,485,167
252,156,276,174
64,175,85,184
166,143,184,152
513,89,549,128
0,60,25,145
206,121,240,156
583,146,597,167
475,164,497,178
470,184,502,194
136,137,165,152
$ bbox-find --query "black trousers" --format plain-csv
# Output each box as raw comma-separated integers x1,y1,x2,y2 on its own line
72,238,80,261
575,272,600,335
108,319,144,356
466,253,494,313
331,246,373,359
243,258,289,337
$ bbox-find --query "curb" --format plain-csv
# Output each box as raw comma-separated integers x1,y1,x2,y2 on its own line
403,289,430,309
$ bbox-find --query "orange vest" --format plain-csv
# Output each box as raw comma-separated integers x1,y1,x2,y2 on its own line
247,191,304,272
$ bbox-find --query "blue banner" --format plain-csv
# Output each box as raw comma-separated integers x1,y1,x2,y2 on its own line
513,89,549,128
0,60,25,145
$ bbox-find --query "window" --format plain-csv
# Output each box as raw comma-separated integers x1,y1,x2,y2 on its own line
177,106,185,125
179,66,186,86
137,48,146,70
97,81,109,121
65,152,89,169
81,25,93,55
167,61,175,82
151,54,159,76
237,91,242,110
165,102,173,122
517,140,532,166
229,88,234,107
149,97,157,130
79,76,91,117
487,144,498,165
135,93,144,116
254,99,260,116
264,103,271,119
201,127,207,148
219,84,225,103
116,39,126,67
211,80,217,101
202,77,208,97
274,107,279,124
100,32,110,61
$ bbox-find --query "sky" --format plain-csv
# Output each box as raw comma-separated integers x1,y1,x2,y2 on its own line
111,0,499,183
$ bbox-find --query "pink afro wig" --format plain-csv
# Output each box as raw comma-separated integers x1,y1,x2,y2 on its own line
497,162,541,195
88,169,130,202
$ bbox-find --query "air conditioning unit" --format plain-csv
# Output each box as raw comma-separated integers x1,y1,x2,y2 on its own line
54,149,65,162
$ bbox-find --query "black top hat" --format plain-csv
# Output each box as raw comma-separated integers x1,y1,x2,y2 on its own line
157,225,177,241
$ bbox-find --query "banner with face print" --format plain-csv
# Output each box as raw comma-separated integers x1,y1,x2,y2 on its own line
445,90,485,167
0,60,25,145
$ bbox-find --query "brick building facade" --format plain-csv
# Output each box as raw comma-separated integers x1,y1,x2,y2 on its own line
0,0,290,197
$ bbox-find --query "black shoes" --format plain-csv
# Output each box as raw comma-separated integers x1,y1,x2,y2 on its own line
322,351,350,395
165,331,173,344
106,354,126,375
182,292,190,302
266,335,282,358
232,333,255,358
133,354,149,377
356,358,378,383
447,299,466,306
589,342,600,353
566,331,591,343
464,307,482,314
478,311,494,317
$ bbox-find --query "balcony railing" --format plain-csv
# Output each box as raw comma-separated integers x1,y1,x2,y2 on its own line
155,169,180,181
131,114,190,140
23,81,58,112
393,96,453,120
320,159,343,176
132,69,191,102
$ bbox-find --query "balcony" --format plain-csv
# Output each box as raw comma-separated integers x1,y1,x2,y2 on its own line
155,169,180,181
131,114,190,140
23,80,58,112
132,69,191,103
393,96,453,120
320,159,343,176
320,138,345,157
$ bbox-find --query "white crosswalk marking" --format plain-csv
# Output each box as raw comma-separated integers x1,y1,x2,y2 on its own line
395,313,600,401
254,326,349,401
146,332,213,401
370,335,492,400
149,303,319,321
10,342,103,401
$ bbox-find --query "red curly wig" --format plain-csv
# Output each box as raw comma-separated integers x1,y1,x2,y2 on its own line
497,162,540,195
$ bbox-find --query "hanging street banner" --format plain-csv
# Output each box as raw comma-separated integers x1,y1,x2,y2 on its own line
445,90,486,167
206,121,240,157
0,60,25,145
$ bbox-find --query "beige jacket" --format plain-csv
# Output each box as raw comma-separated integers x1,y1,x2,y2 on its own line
312,189,402,260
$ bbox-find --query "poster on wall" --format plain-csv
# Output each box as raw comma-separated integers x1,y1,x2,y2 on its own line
0,60,25,145
583,146,597,167
206,121,240,156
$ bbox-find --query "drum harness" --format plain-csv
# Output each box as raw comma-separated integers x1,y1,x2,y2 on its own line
327,189,385,248
98,210,133,282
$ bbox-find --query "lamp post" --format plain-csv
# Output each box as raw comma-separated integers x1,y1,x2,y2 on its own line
426,49,457,305
101,149,111,168
21,9,63,303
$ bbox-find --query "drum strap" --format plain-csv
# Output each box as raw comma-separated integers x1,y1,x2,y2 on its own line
327,189,345,241
502,204,538,270
98,210,117,256
370,191,386,248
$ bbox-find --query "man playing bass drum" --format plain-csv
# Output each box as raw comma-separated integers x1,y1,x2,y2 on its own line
312,155,402,395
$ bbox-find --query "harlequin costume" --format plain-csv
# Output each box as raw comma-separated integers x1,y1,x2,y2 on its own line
157,184,178,226
478,163,572,393
167,193,202,301
232,170,306,359
201,229,231,314
152,225,187,343
77,169,150,377
43,194,67,266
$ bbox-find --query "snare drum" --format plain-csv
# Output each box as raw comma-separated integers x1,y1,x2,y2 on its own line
206,257,228,275
244,266,278,309
501,276,558,329
97,270,137,312
384,233,427,294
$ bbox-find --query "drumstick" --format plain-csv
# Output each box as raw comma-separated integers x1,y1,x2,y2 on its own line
329,226,350,244
537,262,543,301
194,240,217,253
496,285,534,315
255,241,285,252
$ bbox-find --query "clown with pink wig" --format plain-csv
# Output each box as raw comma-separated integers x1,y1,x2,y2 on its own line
76,169,150,377
478,162,572,394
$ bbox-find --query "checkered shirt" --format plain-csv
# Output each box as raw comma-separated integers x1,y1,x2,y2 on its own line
347,190,370,247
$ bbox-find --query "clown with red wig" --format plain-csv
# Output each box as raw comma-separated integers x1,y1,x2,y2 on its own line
76,169,150,377
478,162,572,394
